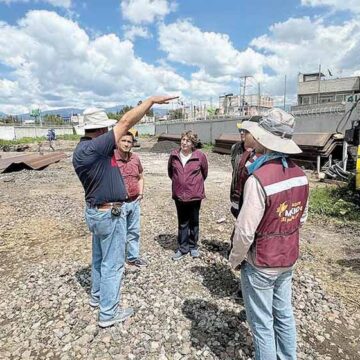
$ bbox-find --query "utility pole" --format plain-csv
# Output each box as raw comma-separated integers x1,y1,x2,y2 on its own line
283,74,287,110
240,75,256,116
317,64,322,104
242,76,247,116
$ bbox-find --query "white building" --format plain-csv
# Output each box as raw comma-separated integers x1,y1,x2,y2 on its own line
218,94,273,116
295,72,360,107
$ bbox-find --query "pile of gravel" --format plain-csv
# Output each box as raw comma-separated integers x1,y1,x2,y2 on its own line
150,140,179,153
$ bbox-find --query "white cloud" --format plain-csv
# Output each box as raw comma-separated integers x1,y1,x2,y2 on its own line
158,20,266,78
123,25,151,41
0,0,72,8
1,7,360,113
121,0,176,24
250,16,360,96
301,0,360,13
0,10,186,113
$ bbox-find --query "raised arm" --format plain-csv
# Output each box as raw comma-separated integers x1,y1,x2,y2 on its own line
113,95,178,145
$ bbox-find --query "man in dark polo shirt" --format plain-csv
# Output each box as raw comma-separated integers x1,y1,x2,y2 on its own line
115,132,147,268
73,96,177,328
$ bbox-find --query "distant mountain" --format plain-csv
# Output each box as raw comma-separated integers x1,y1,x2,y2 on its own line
15,107,84,119
105,105,125,113
14,105,125,119
3,104,168,119
42,108,83,116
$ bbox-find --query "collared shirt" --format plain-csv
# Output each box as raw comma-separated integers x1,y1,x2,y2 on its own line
114,150,143,198
180,151,192,166
229,175,308,275
72,130,127,207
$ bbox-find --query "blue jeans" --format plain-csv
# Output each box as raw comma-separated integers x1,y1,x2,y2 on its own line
241,262,296,360
85,207,126,322
123,200,141,261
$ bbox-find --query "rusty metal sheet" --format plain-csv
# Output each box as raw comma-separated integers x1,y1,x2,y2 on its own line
158,134,181,143
216,134,239,143
292,133,340,148
213,132,346,165
212,146,231,155
157,133,203,148
0,152,66,173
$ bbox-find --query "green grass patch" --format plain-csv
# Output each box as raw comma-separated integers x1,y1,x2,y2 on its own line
0,134,80,147
56,134,81,141
309,181,360,222
0,137,44,146
201,143,214,151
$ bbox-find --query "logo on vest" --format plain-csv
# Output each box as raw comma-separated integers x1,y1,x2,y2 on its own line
276,201,303,223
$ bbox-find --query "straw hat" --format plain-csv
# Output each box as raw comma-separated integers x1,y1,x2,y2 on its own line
82,107,117,130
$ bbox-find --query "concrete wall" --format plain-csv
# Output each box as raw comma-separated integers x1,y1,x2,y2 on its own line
155,105,357,143
133,123,155,135
0,126,16,140
0,126,74,140
156,117,243,143
294,112,351,133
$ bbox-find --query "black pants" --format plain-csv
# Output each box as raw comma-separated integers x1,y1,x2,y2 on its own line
175,199,201,254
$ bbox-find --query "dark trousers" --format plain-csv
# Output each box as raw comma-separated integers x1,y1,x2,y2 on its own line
175,199,201,254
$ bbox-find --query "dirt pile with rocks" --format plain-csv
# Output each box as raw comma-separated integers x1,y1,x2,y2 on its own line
150,140,179,153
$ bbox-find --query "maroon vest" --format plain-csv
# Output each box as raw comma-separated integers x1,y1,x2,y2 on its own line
252,159,309,267
230,151,258,214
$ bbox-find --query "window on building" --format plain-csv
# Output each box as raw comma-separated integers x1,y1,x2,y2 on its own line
335,94,346,102
301,96,310,105
319,95,335,103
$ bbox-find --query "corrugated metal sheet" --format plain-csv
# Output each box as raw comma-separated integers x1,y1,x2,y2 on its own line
157,133,203,148
158,133,181,144
212,132,346,167
213,133,239,154
292,133,333,147
0,152,66,173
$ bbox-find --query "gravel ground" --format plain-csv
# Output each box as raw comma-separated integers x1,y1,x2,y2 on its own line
0,140,359,359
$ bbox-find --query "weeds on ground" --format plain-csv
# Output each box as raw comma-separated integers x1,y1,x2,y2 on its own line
309,179,360,222
0,134,80,147
0,137,44,146
201,143,214,151
56,134,81,141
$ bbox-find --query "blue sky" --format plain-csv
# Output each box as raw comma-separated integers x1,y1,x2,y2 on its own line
0,0,359,114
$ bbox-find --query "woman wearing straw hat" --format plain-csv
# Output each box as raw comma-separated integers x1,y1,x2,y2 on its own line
229,108,309,360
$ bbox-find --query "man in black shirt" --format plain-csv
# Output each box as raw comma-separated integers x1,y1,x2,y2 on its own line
73,96,177,328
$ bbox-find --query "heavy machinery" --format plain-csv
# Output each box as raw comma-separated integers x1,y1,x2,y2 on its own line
341,97,360,190
344,118,360,190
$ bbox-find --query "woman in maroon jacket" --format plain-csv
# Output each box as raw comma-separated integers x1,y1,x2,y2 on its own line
168,131,208,260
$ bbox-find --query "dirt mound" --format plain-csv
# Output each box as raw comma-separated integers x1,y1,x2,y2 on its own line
150,140,179,153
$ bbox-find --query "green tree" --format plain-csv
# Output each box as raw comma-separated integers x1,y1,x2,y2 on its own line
168,109,182,120
107,105,134,121
3,115,19,124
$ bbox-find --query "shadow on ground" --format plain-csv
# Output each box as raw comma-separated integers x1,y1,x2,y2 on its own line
191,263,242,301
75,265,91,295
154,233,178,251
182,299,251,359
201,238,230,259
337,258,360,275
